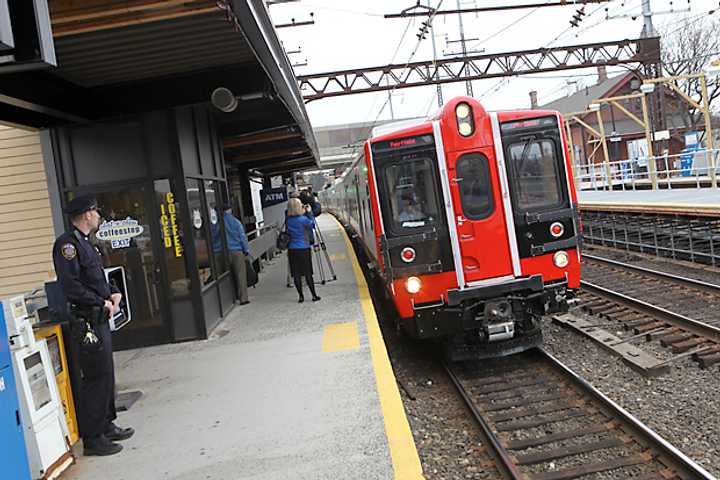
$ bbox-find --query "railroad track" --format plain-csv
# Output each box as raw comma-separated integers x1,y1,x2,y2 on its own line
444,349,715,480
576,254,720,369
582,254,720,326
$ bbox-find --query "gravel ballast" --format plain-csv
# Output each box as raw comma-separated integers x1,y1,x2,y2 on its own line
543,319,720,477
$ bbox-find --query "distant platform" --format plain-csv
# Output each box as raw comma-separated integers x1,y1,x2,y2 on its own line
578,189,720,217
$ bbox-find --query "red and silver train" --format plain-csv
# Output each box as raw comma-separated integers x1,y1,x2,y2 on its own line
321,96,581,360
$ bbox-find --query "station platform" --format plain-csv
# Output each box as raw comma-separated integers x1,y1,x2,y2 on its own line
62,216,422,480
578,189,720,216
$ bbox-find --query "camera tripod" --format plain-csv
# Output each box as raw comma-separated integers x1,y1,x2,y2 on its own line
285,221,337,287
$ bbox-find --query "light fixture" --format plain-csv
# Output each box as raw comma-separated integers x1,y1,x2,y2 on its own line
455,102,474,137
400,247,416,263
550,222,565,238
211,87,238,113
640,83,655,94
406,276,422,294
589,103,600,112
553,251,570,268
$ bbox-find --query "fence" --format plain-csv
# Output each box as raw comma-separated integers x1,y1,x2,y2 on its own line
575,148,720,191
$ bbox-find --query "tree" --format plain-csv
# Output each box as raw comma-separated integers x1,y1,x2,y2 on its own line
660,17,720,142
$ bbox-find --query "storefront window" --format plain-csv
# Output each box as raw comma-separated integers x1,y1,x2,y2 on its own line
186,178,213,286
155,180,190,297
205,180,229,276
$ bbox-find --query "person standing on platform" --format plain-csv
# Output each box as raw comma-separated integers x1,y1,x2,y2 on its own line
286,197,321,303
222,203,251,305
52,195,134,457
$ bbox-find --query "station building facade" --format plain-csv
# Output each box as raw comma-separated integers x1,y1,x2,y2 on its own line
0,1,318,350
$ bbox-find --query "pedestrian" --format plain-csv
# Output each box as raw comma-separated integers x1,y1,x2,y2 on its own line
286,197,321,303
52,195,134,457
222,203,250,305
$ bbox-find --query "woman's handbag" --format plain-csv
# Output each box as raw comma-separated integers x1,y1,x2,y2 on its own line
276,220,290,251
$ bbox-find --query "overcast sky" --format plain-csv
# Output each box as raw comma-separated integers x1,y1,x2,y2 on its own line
266,0,720,127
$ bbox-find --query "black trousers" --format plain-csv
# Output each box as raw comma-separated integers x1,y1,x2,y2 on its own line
76,322,117,439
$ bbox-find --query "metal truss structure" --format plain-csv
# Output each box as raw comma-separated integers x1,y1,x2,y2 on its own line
298,37,660,102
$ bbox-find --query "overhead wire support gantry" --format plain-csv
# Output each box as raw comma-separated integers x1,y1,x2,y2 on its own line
297,37,661,102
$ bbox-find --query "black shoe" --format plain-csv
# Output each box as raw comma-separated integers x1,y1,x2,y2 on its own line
239,301,250,305
84,435,123,456
298,295,304,303
105,423,135,442
312,296,321,302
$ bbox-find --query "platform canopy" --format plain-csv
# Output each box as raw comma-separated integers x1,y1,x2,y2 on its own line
0,0,318,175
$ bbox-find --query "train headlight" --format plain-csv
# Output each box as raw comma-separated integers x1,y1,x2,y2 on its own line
455,102,474,137
406,276,422,294
553,250,570,268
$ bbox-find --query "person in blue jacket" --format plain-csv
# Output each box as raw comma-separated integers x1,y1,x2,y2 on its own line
286,197,321,302
221,203,250,305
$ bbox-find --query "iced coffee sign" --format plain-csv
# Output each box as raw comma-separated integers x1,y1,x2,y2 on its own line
96,217,144,249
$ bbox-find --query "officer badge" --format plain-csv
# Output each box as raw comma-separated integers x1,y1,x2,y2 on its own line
61,243,77,260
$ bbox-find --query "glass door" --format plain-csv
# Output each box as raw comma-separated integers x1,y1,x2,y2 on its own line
91,184,171,348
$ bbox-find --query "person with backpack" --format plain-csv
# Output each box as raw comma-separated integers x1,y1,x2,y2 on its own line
286,197,320,303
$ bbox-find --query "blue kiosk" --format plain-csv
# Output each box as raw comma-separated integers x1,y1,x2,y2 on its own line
0,302,32,480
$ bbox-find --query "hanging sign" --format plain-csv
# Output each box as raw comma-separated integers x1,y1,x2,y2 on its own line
159,192,183,258
260,187,288,208
96,217,143,249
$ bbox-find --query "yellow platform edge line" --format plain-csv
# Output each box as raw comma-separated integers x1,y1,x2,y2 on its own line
322,322,360,353
332,216,425,480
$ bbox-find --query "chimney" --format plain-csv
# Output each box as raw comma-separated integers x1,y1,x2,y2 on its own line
597,65,608,84
529,90,538,110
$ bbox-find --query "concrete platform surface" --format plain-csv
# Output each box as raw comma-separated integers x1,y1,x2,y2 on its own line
62,215,421,480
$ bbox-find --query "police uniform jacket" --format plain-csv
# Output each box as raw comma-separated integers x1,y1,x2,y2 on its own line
53,228,119,308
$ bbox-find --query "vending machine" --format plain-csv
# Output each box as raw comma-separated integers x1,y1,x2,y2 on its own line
0,300,32,480
3,296,72,479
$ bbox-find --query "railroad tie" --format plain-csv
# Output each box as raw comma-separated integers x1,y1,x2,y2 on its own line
645,327,680,342
633,321,666,334
660,333,693,348
670,336,707,354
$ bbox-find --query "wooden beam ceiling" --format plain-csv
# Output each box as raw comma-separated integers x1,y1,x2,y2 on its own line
223,128,302,149
49,0,220,37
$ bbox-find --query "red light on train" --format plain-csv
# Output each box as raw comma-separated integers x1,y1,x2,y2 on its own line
401,247,416,263
550,222,564,238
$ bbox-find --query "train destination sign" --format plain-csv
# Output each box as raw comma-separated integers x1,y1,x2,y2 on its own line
96,218,144,249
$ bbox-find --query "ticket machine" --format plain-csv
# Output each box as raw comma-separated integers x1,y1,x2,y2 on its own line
0,300,31,480
3,296,72,479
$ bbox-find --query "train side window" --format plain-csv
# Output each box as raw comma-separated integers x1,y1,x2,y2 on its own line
456,153,494,220
507,139,563,211
383,158,440,232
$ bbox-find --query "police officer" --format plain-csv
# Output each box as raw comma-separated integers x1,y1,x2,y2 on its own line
52,195,134,456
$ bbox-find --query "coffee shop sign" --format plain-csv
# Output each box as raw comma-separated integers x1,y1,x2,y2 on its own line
96,218,144,249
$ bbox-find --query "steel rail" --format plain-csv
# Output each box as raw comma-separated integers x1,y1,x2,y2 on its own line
583,253,720,295
580,280,720,344
538,348,716,480
443,361,524,480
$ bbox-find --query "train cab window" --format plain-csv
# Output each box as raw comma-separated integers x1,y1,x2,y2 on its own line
507,139,563,211
456,153,494,219
384,158,440,232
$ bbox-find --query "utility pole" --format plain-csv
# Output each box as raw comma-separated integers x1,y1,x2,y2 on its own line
640,0,655,38
429,0,443,107
455,0,473,97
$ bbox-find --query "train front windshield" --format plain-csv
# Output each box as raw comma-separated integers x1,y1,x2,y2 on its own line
507,138,564,210
383,158,440,232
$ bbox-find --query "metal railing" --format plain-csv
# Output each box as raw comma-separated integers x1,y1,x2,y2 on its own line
575,148,720,191
582,211,720,266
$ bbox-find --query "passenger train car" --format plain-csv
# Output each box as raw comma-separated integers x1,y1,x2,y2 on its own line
320,96,580,360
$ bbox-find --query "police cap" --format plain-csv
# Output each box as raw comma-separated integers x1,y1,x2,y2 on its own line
64,195,98,216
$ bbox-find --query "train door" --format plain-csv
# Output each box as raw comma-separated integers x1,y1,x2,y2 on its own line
443,146,514,285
